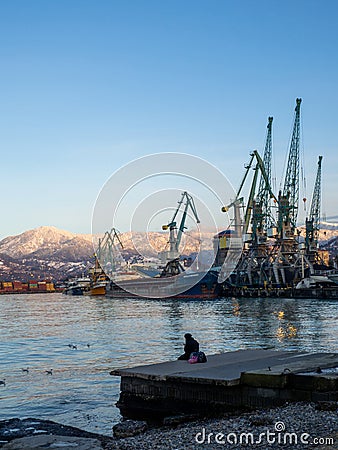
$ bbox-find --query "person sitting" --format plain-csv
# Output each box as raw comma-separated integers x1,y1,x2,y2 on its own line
178,333,199,360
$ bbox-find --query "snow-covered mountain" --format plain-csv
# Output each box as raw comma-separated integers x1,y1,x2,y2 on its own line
0,223,337,281
0,226,215,281
0,226,94,281
0,226,92,258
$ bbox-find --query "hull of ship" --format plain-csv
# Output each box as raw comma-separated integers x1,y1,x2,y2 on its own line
106,270,220,299
63,286,84,296
90,284,107,296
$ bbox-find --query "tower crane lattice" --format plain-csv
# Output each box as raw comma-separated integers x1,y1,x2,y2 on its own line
305,156,323,261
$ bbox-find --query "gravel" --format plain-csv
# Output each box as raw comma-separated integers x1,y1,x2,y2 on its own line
105,402,338,449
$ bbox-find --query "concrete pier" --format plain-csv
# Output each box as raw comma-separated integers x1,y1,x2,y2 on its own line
111,349,338,420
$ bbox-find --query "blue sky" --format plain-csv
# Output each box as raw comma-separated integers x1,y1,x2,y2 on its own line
1,0,338,239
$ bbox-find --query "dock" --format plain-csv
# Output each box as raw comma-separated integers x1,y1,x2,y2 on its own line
111,349,338,421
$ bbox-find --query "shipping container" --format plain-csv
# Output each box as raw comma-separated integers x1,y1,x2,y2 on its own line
13,281,23,290
38,282,47,291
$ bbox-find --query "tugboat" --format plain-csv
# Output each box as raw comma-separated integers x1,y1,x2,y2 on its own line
63,276,91,295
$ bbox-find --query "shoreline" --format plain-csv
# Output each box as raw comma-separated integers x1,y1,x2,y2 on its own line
1,401,337,449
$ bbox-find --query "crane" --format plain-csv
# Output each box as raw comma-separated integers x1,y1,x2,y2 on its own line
253,116,274,236
278,98,302,236
271,98,313,286
222,149,277,237
220,150,278,286
305,156,323,260
160,192,200,276
97,228,124,276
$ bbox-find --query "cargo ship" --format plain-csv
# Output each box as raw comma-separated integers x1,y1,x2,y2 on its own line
106,267,220,299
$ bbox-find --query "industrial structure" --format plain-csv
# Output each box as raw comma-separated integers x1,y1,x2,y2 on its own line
218,98,333,296
92,98,335,299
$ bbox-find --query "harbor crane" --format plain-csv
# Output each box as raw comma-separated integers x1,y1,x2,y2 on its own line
96,228,124,276
160,191,200,276
305,156,323,262
278,98,302,238
220,149,278,286
221,149,277,238
272,98,312,286
253,116,275,238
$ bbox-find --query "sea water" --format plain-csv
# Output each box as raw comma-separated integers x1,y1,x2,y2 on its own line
0,293,337,436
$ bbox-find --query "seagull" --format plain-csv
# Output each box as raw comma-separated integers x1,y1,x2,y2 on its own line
21,368,29,373
0,379,6,386
45,369,53,375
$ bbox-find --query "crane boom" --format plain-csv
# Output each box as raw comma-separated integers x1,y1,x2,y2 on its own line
309,155,322,231
281,98,302,229
305,156,323,257
162,191,200,261
256,117,273,229
222,150,277,235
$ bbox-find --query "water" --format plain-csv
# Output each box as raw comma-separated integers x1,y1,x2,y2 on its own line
0,293,337,436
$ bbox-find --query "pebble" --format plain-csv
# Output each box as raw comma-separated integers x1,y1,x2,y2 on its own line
106,402,338,449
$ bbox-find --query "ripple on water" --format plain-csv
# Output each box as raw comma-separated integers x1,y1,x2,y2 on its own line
0,293,337,435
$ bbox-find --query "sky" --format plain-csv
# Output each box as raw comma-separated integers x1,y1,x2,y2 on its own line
1,0,338,239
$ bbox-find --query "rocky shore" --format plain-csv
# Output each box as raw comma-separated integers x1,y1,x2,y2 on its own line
1,401,337,449
108,402,337,449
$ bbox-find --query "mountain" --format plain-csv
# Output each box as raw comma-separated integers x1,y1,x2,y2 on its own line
0,226,92,258
0,226,94,281
0,226,216,281
0,223,337,282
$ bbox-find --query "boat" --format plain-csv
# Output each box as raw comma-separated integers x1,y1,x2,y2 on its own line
106,264,220,299
103,192,222,299
88,255,110,296
63,277,91,295
295,275,333,289
90,273,109,296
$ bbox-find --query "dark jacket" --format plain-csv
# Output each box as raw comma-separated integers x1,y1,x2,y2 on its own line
184,336,199,357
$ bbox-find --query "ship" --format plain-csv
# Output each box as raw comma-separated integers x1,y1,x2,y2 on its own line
99,192,223,300
106,265,220,299
88,254,109,296
62,276,91,295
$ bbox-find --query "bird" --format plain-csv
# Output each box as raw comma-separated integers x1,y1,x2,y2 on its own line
45,369,53,375
87,344,90,348
283,368,291,374
0,379,6,386
21,368,29,373
316,367,322,374
72,345,77,350
268,366,271,371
